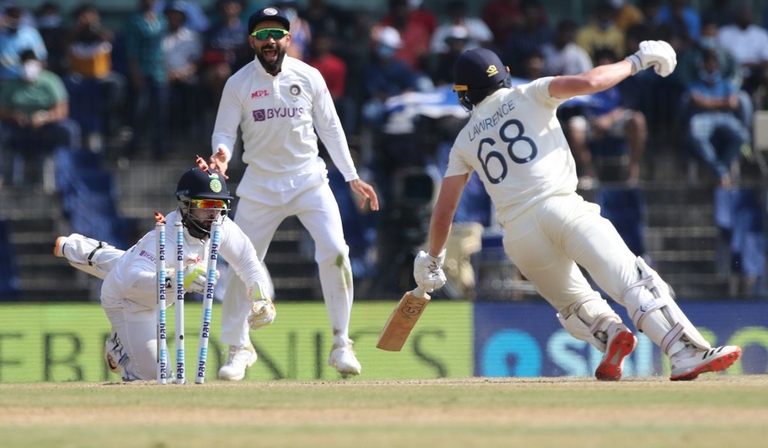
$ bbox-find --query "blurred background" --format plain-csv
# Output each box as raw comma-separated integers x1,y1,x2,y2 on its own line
3,0,768,306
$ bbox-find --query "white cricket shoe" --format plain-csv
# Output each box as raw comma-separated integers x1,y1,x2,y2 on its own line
329,343,361,375
595,322,637,381
104,336,120,374
217,344,257,381
670,345,742,381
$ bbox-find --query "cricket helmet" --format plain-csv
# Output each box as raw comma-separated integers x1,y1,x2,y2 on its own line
175,167,233,239
453,48,511,110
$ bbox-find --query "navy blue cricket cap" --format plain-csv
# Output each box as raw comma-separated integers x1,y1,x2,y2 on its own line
453,48,509,92
248,6,291,34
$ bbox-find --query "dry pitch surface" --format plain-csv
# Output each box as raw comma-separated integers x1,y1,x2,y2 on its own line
1,375,767,448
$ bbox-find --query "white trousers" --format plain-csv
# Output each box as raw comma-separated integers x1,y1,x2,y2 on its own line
502,193,639,313
103,306,160,380
220,180,354,347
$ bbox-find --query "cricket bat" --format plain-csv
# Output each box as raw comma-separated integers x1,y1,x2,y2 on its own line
376,286,431,351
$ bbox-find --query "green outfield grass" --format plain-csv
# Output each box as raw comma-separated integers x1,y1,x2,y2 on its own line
1,375,767,448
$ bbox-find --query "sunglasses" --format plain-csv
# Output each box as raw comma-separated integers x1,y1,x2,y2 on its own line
251,28,291,41
190,199,227,210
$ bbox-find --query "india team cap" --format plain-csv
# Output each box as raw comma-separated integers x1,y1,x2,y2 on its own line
248,6,291,33
453,48,509,92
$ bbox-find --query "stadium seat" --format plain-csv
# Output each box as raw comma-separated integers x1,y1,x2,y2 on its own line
0,219,21,301
595,187,646,257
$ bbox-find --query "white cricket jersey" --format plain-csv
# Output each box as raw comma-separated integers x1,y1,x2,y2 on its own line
445,77,577,224
211,56,358,191
101,210,267,313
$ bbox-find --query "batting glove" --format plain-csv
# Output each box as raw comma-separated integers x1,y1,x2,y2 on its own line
247,282,276,330
165,262,219,295
413,249,447,293
625,40,676,77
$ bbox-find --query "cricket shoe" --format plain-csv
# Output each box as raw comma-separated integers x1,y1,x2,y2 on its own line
595,323,637,381
104,333,138,381
670,345,742,381
218,344,257,381
329,343,361,375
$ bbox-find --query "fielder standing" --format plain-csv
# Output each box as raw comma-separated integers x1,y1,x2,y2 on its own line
414,44,742,381
54,165,274,381
209,6,379,380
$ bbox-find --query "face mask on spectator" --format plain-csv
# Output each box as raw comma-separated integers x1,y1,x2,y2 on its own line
20,60,42,82
699,69,721,85
597,20,613,31
699,37,718,50
377,44,396,60
38,15,62,29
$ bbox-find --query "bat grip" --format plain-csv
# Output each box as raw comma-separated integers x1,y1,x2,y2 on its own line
413,286,427,298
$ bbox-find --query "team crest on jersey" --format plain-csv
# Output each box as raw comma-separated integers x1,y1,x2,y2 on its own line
289,84,301,96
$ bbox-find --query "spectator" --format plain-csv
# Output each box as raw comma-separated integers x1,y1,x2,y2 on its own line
429,0,492,54
153,0,209,33
274,1,311,61
567,49,647,188
504,0,552,76
685,50,750,188
428,25,470,86
382,0,437,38
35,2,66,77
481,0,524,50
361,26,418,133
302,0,356,39
702,0,735,28
656,0,701,46
0,49,80,186
575,1,626,62
718,3,768,98
542,19,594,76
676,20,751,132
65,3,127,153
123,0,169,161
162,1,203,150
0,6,47,81
610,0,644,32
201,0,250,111
379,0,432,71
306,30,355,134
521,49,545,81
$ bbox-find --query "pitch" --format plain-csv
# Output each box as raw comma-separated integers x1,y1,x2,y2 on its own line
1,375,767,448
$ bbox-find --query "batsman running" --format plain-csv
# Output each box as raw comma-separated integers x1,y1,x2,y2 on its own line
207,6,378,380
54,163,274,381
414,43,742,381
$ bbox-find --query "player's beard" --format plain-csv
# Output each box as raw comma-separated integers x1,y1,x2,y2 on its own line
257,45,287,74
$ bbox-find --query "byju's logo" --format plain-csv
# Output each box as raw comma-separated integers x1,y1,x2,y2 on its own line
252,107,305,121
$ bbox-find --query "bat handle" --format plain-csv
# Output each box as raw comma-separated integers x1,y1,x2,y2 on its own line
413,286,427,298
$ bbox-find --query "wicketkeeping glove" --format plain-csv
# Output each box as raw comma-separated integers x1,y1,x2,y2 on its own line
413,249,447,293
165,262,219,294
246,282,276,330
625,40,676,77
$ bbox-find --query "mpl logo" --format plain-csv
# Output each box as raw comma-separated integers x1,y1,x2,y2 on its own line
252,107,305,121
251,89,269,99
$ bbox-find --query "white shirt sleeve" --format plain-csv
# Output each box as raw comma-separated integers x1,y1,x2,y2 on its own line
519,77,569,108
309,68,358,181
211,76,242,162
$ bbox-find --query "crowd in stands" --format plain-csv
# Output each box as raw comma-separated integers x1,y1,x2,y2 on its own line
2,0,768,299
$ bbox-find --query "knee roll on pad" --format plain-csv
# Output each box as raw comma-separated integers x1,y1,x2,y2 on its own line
556,295,622,353
622,257,711,355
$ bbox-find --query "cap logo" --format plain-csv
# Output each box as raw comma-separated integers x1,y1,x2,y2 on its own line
263,7,278,16
486,65,499,77
209,175,223,193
